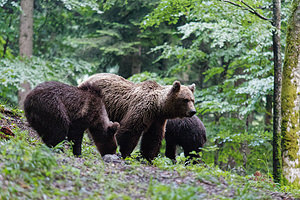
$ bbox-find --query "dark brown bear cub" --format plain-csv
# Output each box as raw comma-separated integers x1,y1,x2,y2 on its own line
24,81,119,156
165,115,206,160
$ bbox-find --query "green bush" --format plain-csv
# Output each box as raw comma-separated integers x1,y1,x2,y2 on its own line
0,132,57,185
0,57,96,105
203,117,272,175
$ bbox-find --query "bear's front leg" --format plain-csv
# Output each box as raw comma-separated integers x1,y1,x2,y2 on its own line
68,122,86,156
116,117,146,158
140,120,167,161
165,140,177,160
116,130,142,158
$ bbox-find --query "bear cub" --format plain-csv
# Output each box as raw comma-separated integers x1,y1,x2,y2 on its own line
24,81,119,156
165,115,206,160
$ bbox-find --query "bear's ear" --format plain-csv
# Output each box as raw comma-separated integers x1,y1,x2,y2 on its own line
171,81,181,93
188,83,196,93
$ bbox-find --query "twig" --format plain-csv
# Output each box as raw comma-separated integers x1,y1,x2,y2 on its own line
241,0,257,13
222,0,272,21
223,0,244,9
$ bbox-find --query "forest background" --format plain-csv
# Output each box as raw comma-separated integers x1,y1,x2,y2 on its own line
0,0,299,189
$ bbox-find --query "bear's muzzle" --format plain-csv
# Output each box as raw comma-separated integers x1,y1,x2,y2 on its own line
187,110,196,117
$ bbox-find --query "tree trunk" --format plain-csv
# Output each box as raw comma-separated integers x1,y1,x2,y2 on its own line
120,53,142,78
19,0,34,57
281,0,300,186
119,56,132,78
265,94,272,132
272,0,283,184
18,0,34,109
131,46,142,75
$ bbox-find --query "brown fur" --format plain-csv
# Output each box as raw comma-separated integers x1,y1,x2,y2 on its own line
79,73,196,161
24,81,119,156
165,115,207,160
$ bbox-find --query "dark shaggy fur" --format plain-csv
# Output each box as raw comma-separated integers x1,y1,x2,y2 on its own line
24,81,119,156
79,73,196,161
165,115,207,160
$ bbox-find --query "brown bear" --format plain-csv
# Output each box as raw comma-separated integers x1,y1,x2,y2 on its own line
24,81,119,156
165,115,207,161
79,73,196,161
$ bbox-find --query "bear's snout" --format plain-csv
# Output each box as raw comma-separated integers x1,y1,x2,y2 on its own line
187,110,196,117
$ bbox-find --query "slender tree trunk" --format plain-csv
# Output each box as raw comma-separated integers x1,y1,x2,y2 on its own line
19,0,34,57
182,65,191,84
197,62,207,89
131,46,142,75
272,0,283,184
119,56,132,78
281,0,300,186
131,58,141,75
18,0,34,109
265,94,272,132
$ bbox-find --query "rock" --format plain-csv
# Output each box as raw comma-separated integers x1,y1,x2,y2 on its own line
102,154,123,164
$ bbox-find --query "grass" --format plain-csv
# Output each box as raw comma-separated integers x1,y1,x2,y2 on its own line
0,107,300,199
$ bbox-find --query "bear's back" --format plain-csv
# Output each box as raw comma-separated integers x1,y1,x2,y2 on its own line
79,74,166,122
79,73,137,121
166,115,206,143
25,81,103,122
25,81,80,112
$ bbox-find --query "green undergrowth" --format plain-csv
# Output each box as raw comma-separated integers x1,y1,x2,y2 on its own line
147,179,205,200
0,110,300,199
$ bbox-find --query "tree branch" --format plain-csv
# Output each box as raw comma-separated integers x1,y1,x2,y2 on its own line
223,0,244,9
223,0,272,21
240,0,272,21
241,0,257,13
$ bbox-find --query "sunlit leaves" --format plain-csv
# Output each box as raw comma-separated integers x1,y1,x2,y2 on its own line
150,43,206,75
196,76,273,116
144,0,276,118
0,57,96,104
141,0,197,28
60,0,103,14
0,57,94,87
0,0,19,8
235,77,273,98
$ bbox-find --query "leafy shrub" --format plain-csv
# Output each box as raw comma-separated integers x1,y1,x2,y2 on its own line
0,57,96,105
203,117,272,175
129,71,176,85
0,132,57,185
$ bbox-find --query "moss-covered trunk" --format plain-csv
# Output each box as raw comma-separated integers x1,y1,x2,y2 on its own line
281,0,300,186
272,0,282,184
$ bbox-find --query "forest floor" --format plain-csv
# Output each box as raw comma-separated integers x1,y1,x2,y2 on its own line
0,105,299,200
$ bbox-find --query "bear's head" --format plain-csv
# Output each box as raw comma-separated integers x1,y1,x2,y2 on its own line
165,81,196,118
93,122,120,156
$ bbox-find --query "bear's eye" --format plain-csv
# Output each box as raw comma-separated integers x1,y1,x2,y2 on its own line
183,99,189,103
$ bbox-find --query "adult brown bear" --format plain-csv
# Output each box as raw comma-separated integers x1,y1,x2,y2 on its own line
24,81,119,156
165,115,207,161
79,73,196,161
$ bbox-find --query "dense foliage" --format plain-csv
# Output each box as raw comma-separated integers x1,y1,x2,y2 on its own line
0,0,297,188
139,0,294,176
